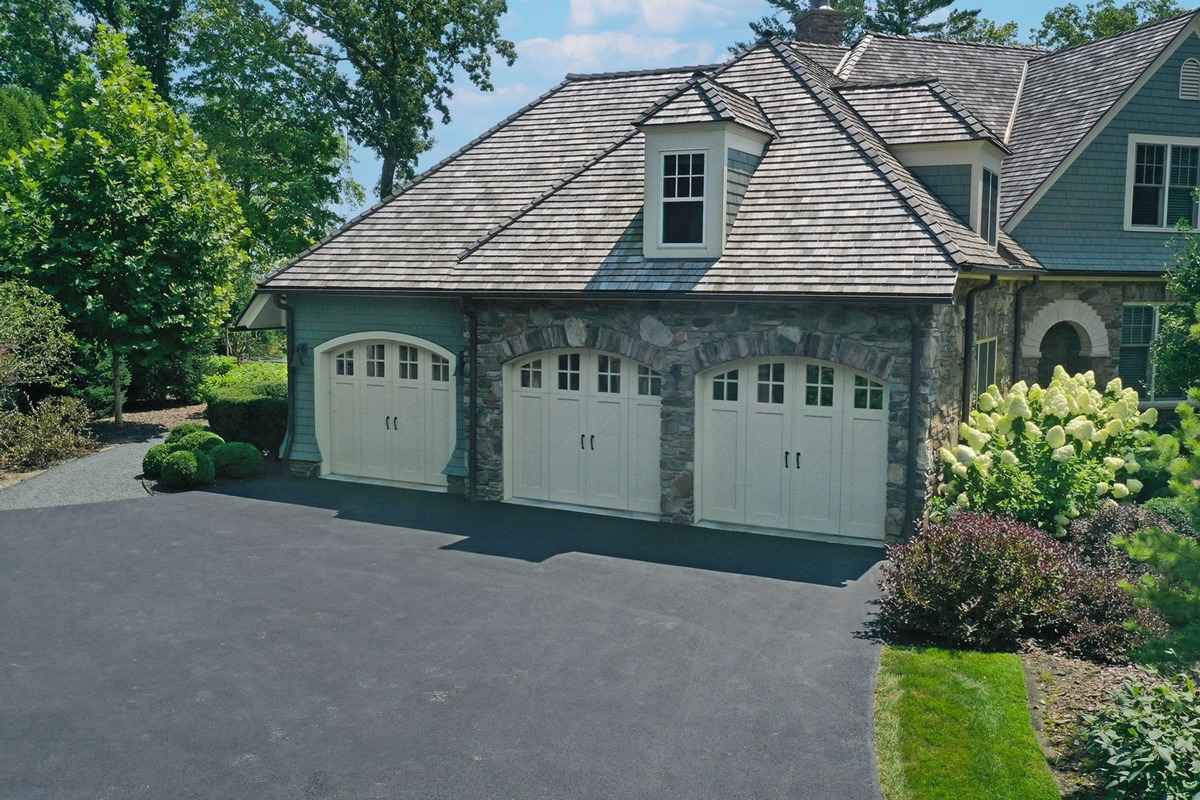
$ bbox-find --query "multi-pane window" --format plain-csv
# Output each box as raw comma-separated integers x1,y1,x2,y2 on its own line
1129,139,1200,228
854,375,884,410
1119,304,1158,397
520,359,542,389
712,368,738,402
431,353,450,382
397,345,418,380
637,365,662,397
557,353,581,391
335,349,354,376
805,365,835,407
975,338,998,397
366,344,386,378
597,355,621,394
981,169,1000,248
756,362,785,404
662,152,705,245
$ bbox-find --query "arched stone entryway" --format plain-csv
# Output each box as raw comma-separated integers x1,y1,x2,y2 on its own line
1037,321,1087,386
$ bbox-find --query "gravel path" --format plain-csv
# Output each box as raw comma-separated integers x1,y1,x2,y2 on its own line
0,437,160,512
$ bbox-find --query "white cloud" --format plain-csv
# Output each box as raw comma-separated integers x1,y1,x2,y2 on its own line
517,32,718,74
568,0,742,34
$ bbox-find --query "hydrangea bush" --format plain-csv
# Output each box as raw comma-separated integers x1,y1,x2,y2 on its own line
930,367,1161,536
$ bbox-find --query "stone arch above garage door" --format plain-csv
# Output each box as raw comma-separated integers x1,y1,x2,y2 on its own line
693,329,896,380
1021,299,1110,359
490,318,670,370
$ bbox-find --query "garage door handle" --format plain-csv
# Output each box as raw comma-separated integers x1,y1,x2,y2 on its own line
784,451,789,469
580,434,585,450
392,415,398,430
385,416,390,430
590,435,594,450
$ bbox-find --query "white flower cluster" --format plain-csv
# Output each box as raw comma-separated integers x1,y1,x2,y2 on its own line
936,367,1157,535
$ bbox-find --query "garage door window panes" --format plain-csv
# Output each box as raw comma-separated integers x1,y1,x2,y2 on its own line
854,376,884,410
712,369,738,401
520,359,542,388
558,354,581,391
598,355,622,393
335,349,354,376
366,344,386,377
757,363,785,404
806,365,835,406
397,345,419,380
638,365,662,397
431,354,450,382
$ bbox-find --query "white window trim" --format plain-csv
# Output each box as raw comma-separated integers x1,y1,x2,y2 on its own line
659,148,707,248
1181,57,1200,100
1124,133,1200,233
979,168,1000,249
1120,301,1184,402
974,337,998,396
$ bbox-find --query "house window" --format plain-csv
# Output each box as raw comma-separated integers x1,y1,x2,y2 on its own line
637,365,662,397
712,368,738,402
1181,58,1200,100
975,338,997,397
805,365,835,407
1127,137,1200,229
335,349,354,376
597,355,621,394
980,169,1000,248
397,345,419,380
431,353,450,382
520,359,542,389
756,362,785,404
1119,304,1162,398
854,375,884,410
557,353,580,391
366,344,386,378
662,152,704,245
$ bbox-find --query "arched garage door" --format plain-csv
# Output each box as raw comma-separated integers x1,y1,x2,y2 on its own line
315,333,455,489
504,349,662,515
695,357,888,542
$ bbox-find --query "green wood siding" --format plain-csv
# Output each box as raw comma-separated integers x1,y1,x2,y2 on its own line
913,164,972,224
1013,32,1200,272
287,294,466,475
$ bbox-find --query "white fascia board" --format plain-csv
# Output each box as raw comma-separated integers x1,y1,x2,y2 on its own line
234,292,285,330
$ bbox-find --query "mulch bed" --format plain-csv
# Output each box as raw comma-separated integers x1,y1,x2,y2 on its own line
89,403,206,445
1022,646,1158,799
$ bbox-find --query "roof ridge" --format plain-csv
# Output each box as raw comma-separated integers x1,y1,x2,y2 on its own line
864,31,1045,52
835,34,873,77
691,72,732,117
564,63,722,81
838,77,938,90
457,44,761,263
1028,9,1198,62
924,79,1008,149
767,39,981,268
259,78,575,287
775,39,846,86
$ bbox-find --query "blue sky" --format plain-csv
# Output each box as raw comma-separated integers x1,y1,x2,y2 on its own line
342,0,1059,215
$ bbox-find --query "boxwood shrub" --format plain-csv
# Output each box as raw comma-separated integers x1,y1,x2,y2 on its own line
165,422,206,444
141,443,174,478
159,449,215,489
211,441,264,478
175,430,225,453
206,388,286,455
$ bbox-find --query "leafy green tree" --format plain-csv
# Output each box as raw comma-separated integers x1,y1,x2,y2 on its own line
0,84,46,153
74,0,189,100
0,0,83,98
274,0,517,198
0,280,74,403
1035,0,1183,49
1153,226,1200,397
0,28,247,422
180,0,361,270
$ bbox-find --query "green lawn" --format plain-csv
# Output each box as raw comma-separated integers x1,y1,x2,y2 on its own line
875,646,1060,800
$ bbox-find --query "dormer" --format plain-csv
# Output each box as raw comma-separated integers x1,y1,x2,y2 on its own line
636,73,775,260
840,80,1009,249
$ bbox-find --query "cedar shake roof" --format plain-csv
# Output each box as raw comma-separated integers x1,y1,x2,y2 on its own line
637,72,777,137
838,80,1004,148
1001,11,1198,223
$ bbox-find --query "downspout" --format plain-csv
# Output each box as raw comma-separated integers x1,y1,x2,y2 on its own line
274,293,295,462
467,304,480,501
904,306,927,537
1011,276,1039,384
960,275,998,420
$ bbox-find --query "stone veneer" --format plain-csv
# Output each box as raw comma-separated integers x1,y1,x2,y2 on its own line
464,299,936,542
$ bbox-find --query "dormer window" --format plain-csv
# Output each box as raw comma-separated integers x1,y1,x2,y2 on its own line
981,168,1000,248
662,152,705,245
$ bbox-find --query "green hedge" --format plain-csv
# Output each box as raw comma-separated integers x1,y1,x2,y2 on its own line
206,388,287,455
197,360,286,404
211,441,264,478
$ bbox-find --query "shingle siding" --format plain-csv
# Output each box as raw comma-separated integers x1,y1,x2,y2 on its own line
1012,32,1200,272
725,148,761,234
912,164,973,224
287,295,466,473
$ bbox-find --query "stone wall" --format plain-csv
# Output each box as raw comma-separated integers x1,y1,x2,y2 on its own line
464,299,935,542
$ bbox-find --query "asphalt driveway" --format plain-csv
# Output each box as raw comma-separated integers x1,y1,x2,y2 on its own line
0,476,883,799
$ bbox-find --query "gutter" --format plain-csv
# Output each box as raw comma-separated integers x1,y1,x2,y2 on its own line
467,304,480,501
904,306,928,537
960,275,998,419
1012,276,1039,383
275,293,296,462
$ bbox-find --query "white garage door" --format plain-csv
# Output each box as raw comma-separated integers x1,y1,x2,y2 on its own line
696,357,888,542
505,350,662,515
324,339,455,489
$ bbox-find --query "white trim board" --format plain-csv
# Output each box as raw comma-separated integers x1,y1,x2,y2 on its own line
1122,132,1200,232
1006,21,1200,230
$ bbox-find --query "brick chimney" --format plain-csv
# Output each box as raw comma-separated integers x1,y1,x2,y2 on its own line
793,1,846,46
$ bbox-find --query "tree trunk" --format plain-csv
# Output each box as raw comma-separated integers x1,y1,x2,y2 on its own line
379,153,397,199
112,347,123,425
